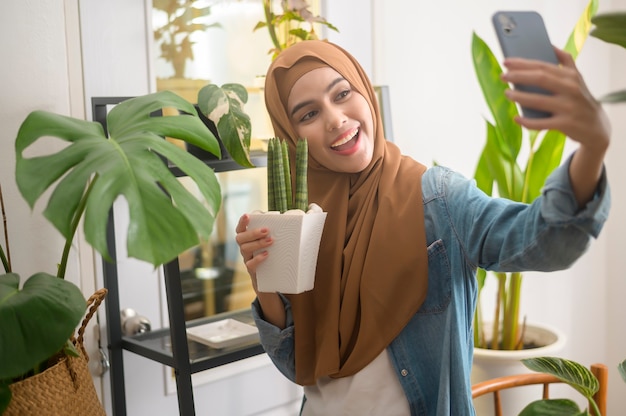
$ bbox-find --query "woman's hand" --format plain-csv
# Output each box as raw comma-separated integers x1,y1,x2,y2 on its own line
501,47,611,207
235,214,286,328
235,213,272,293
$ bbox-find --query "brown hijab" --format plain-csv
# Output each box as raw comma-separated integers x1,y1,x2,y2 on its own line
264,40,428,386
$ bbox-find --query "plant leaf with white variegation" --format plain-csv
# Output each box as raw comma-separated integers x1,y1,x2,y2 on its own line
522,357,599,400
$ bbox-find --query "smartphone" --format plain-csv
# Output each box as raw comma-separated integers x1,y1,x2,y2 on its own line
492,11,559,118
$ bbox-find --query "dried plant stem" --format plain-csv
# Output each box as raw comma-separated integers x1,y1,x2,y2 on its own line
0,183,11,273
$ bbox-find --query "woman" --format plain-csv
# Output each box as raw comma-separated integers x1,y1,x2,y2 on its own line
235,40,610,415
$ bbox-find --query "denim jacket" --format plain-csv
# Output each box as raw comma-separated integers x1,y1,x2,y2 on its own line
252,155,610,416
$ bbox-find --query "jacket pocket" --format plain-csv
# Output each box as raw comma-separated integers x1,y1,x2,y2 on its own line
417,239,451,314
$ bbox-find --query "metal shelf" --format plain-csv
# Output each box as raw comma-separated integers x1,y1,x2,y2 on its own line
94,96,268,416
119,311,264,370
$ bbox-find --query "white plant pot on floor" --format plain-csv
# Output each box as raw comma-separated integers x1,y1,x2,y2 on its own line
248,209,327,294
471,322,566,416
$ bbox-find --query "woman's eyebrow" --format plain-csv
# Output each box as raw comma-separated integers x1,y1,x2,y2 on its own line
289,77,346,117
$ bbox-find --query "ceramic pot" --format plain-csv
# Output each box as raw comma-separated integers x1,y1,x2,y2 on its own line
248,210,327,294
471,322,566,416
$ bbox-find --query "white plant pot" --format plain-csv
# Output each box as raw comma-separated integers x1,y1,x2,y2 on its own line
248,210,327,294
471,322,566,416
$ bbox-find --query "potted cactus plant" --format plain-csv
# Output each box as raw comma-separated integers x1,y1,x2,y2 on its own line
248,137,326,294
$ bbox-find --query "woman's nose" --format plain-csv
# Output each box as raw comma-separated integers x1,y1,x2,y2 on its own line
326,106,346,131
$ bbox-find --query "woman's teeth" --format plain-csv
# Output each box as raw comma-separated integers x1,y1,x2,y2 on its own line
331,129,359,149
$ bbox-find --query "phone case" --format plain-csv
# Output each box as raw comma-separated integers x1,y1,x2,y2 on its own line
492,11,558,118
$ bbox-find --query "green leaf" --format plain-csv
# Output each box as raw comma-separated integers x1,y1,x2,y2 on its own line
481,122,524,201
0,382,10,414
471,32,522,162
522,357,599,400
524,130,566,202
562,0,599,59
598,89,626,103
197,83,254,168
15,91,225,267
474,145,494,196
0,273,85,379
519,398,583,416
618,359,626,384
591,12,626,48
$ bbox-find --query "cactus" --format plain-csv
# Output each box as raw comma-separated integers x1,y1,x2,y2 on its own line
267,137,308,212
294,139,308,211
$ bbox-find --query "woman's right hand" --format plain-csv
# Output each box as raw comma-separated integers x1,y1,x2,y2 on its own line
235,213,273,294
235,213,287,329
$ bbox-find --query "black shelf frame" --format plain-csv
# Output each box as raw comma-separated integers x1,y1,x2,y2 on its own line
93,97,267,416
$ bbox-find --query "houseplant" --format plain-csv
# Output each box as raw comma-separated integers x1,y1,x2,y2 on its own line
153,0,220,102
517,356,626,415
0,85,253,413
590,11,626,103
471,0,598,352
153,0,218,79
254,0,339,59
248,137,326,294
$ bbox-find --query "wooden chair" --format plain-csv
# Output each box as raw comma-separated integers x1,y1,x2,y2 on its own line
471,363,608,416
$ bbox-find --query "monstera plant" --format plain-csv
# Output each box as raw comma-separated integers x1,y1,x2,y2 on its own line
0,83,252,412
471,0,598,350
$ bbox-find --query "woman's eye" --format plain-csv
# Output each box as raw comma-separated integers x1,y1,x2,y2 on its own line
337,89,350,100
300,110,317,122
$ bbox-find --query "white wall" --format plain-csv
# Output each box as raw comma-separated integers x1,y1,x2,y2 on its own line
0,2,83,288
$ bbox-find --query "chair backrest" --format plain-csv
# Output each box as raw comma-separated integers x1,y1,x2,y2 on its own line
471,363,608,416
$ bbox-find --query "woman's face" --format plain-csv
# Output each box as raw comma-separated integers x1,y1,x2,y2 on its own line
287,67,374,173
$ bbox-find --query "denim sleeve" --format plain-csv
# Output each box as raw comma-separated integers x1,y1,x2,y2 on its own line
442,153,610,272
251,294,297,382
540,154,610,237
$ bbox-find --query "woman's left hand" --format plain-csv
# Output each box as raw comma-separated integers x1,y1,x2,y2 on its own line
501,46,610,155
502,46,611,207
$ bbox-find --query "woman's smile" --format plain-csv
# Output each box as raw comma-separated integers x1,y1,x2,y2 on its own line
331,127,360,153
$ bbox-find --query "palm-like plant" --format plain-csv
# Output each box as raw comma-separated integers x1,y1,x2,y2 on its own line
472,0,598,350
0,84,252,412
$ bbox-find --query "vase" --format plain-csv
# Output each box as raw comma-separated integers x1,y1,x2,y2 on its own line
471,322,566,416
248,210,327,294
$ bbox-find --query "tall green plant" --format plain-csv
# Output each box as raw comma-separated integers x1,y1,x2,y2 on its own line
472,0,598,350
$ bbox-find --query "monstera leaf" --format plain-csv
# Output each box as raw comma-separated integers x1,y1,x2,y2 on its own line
0,273,86,380
15,90,250,268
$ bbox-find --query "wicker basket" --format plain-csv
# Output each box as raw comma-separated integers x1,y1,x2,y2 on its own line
5,289,108,416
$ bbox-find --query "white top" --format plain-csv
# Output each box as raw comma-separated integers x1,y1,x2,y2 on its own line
301,349,411,415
